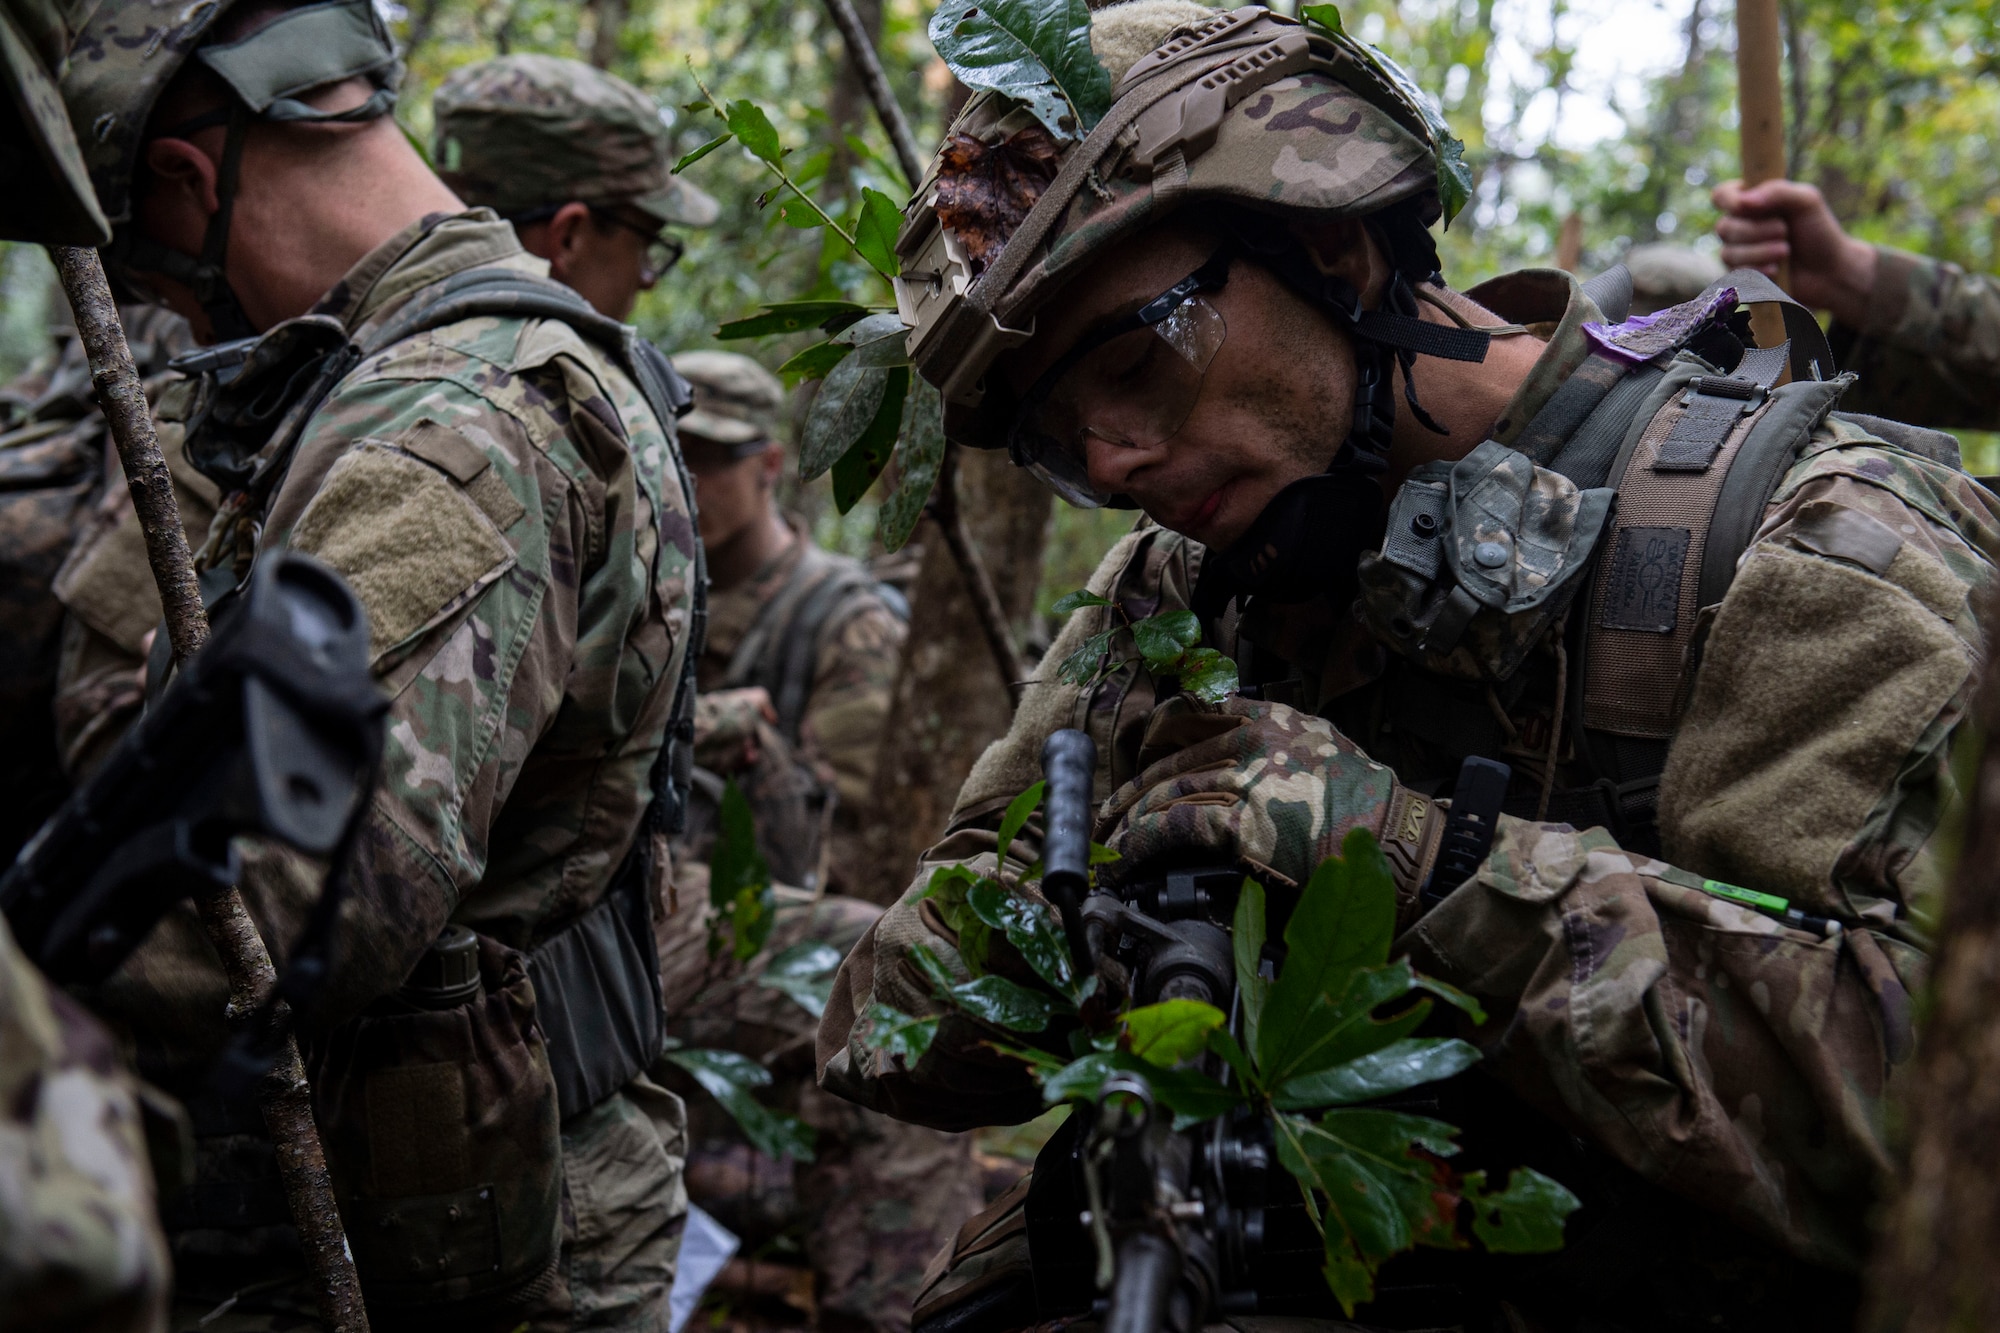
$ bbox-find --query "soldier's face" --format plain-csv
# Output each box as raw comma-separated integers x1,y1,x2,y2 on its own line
1002,219,1366,550
524,202,661,321
683,434,779,546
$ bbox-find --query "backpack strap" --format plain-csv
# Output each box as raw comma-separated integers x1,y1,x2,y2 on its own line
724,545,895,743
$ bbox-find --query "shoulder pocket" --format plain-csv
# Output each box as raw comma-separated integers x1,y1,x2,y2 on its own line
290,427,517,665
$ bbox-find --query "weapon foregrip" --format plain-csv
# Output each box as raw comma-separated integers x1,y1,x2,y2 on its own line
1040,728,1097,975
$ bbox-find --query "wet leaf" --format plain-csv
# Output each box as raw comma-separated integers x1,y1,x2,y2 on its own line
866,1001,940,1064
996,780,1045,865
1052,626,1119,687
929,0,1111,140
967,879,1075,996
717,300,872,340
1124,999,1225,1067
1259,829,1400,1080
878,381,944,553
832,311,912,365
1272,1038,1482,1110
724,98,784,165
923,865,994,974
931,126,1064,274
855,185,905,278
800,352,890,482
1463,1168,1581,1253
676,132,732,173
1051,589,1112,615
760,940,844,1018
1131,609,1200,668
664,1047,816,1162
952,974,1058,1032
1177,647,1240,704
831,365,908,513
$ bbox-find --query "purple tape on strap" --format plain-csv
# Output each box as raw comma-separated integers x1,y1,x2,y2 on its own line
1582,287,1737,366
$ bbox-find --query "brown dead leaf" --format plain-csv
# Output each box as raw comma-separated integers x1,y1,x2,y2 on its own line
933,125,1063,277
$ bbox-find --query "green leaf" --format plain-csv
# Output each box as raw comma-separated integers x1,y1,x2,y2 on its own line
675,131,733,172
967,879,1076,996
1177,647,1240,704
800,352,890,483
776,200,826,229
1233,878,1269,1062
1268,961,1434,1083
923,865,995,975
1141,1060,1246,1129
865,1001,940,1064
1463,1168,1581,1253
843,132,910,189
760,940,844,1018
908,941,963,997
1271,1038,1481,1110
833,312,912,366
1051,589,1113,615
777,339,853,385
951,974,1058,1032
709,777,769,909
1299,3,1345,33
664,1047,816,1162
724,98,784,165
1040,1050,1113,1103
1089,842,1120,865
831,365,908,513
854,186,905,278
996,780,1045,866
877,379,944,553
716,300,872,340
927,0,1112,140
1206,1025,1257,1088
1131,609,1200,669
1052,627,1119,687
1258,829,1400,1080
1124,999,1225,1067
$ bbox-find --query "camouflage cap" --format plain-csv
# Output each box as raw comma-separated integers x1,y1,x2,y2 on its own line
894,4,1451,449
671,350,786,451
0,0,109,244
434,54,720,228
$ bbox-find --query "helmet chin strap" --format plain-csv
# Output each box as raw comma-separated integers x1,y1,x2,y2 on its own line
109,102,259,343
1191,207,1491,619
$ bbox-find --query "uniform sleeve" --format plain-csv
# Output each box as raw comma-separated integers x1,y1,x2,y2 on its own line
1835,247,2000,431
1405,434,2000,1269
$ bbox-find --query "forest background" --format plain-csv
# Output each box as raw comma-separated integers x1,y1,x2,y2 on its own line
4,0,1998,609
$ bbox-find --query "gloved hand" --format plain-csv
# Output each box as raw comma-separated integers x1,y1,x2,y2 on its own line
1096,697,1443,909
693,686,779,773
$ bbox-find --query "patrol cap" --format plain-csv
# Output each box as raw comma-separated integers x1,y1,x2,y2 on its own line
434,54,720,228
0,0,111,244
671,351,785,454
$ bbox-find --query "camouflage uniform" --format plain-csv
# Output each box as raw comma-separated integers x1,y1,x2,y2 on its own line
816,6,1992,1328
660,354,976,1333
77,212,702,1332
1832,247,2000,431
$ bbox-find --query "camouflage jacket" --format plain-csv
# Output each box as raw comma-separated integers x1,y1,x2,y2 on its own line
91,211,699,1055
693,523,904,895
818,271,1999,1274
1832,246,2000,433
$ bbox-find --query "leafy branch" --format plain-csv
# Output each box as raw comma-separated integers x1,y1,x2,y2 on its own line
1048,589,1239,704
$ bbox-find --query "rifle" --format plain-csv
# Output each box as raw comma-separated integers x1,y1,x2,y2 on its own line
1,550,385,1007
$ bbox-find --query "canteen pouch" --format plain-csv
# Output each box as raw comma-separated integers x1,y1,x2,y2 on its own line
1357,439,1614,682
313,932,562,1317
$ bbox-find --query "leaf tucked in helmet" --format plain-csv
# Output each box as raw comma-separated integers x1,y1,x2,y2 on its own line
934,126,1065,277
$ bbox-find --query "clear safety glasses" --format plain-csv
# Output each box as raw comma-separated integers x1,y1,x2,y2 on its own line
1007,249,1232,508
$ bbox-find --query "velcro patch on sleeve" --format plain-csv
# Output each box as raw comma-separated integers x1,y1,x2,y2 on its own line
396,417,528,531
290,442,515,662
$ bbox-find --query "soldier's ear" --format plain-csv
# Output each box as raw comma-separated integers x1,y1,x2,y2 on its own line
141,138,224,221
1286,217,1390,308
543,202,595,277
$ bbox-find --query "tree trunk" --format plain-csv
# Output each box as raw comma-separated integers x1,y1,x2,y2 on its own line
587,0,628,68
861,451,1050,905
1860,583,2000,1332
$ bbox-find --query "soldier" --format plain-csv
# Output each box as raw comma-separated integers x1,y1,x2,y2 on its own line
55,1,702,1328
818,4,1993,1330
652,350,978,1333
1715,176,2000,428
1620,241,1724,315
0,0,176,1326
432,53,720,323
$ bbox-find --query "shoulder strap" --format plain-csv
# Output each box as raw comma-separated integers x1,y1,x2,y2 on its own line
727,546,885,742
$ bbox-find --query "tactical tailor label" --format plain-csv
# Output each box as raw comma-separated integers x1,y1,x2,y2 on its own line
1601,526,1690,633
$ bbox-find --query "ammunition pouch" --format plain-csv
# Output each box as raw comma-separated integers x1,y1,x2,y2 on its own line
527,867,669,1122
1357,439,1612,682
314,933,562,1317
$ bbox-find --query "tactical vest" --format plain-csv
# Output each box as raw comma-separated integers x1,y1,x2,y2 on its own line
158,267,706,1315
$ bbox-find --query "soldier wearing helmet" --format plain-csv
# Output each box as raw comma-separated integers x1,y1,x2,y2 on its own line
819,4,1994,1328
51,1,702,1328
432,54,720,322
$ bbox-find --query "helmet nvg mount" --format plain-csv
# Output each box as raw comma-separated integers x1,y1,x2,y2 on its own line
62,0,403,339
892,4,1489,524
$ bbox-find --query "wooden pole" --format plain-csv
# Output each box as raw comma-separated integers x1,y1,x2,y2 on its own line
933,444,1028,700
47,245,371,1333
1734,0,1791,354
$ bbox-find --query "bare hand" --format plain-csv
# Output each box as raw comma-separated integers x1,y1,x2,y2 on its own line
1712,178,1879,326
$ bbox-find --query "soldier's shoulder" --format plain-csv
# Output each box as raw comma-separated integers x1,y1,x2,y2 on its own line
1776,412,2000,552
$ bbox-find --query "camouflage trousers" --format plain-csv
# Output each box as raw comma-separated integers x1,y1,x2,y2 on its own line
659,888,983,1333
168,1074,689,1332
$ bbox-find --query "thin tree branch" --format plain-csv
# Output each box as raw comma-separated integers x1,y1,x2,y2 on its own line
816,0,926,188
932,444,1027,701
48,245,369,1333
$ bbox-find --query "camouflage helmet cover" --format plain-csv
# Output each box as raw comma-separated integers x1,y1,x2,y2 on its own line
670,349,786,452
894,4,1446,448
0,0,110,243
433,54,720,228
60,0,402,225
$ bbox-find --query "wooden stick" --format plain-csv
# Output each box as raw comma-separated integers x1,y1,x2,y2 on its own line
48,245,370,1333
817,0,926,188
1734,0,1791,353
933,444,1027,700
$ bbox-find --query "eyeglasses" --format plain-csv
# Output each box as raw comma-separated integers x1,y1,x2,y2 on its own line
1007,248,1231,508
507,202,686,284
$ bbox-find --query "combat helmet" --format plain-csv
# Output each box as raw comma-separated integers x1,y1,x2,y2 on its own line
61,0,403,338
1,0,110,244
894,2,1488,526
